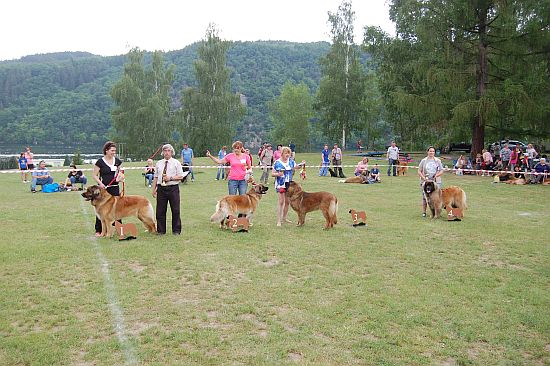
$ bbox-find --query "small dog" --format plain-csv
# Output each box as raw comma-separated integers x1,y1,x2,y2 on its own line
210,184,269,228
349,209,367,226
505,177,527,185
225,215,249,232
423,181,467,219
82,185,156,237
397,161,408,176
115,221,138,240
286,181,338,229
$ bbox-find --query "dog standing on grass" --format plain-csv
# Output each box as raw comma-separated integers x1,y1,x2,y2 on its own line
210,184,269,228
285,181,338,229
423,181,467,219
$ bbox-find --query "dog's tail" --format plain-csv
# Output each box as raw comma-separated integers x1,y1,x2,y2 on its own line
210,201,226,223
461,190,468,210
330,198,338,224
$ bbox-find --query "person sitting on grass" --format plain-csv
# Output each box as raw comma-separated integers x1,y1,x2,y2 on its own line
371,164,381,182
354,157,369,176
66,164,87,189
31,160,53,193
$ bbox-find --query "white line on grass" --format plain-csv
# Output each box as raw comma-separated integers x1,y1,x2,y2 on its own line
80,200,138,366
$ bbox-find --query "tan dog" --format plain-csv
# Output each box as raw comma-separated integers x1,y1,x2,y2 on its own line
342,175,368,183
505,177,527,185
81,185,156,237
225,215,250,232
210,184,269,228
286,181,338,229
397,160,408,176
423,181,467,219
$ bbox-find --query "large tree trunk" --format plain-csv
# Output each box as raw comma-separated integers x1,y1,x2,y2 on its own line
472,6,490,158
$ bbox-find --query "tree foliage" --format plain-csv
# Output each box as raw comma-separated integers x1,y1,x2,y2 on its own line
316,0,368,148
111,48,175,159
268,81,313,150
364,0,550,154
178,25,245,155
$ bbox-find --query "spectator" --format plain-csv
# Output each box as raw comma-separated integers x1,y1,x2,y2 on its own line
531,157,550,184
143,159,155,187
386,141,399,176
181,143,194,182
500,143,511,171
371,164,381,182
526,144,537,170
319,144,330,176
24,147,35,170
18,152,28,183
259,143,274,184
509,146,520,172
31,160,54,193
356,139,363,153
475,153,483,175
289,141,296,159
273,144,283,161
92,141,123,236
354,157,369,176
67,164,87,189
331,143,345,178
482,149,493,175
152,144,184,235
418,146,444,218
455,155,467,175
206,140,251,195
216,146,227,180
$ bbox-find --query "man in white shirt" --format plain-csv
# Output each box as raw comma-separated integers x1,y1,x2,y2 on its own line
153,144,185,235
386,141,400,176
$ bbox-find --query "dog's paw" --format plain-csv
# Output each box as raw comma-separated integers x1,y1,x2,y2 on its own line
338,179,345,183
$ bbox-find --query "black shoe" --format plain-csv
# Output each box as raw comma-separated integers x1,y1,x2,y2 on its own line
31,189,36,193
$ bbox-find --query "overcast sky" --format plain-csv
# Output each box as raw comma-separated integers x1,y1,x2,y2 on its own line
1,0,395,61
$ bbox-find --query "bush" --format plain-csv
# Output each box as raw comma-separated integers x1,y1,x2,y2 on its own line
0,156,18,170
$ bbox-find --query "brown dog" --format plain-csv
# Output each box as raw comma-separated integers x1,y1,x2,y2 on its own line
505,177,527,185
81,185,156,237
397,161,408,176
286,181,338,229
210,184,269,228
423,181,467,219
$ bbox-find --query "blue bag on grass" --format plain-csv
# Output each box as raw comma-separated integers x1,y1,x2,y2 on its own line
42,183,59,193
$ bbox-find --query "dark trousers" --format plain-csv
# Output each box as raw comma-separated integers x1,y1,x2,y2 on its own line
156,184,181,234
95,185,120,233
388,159,398,176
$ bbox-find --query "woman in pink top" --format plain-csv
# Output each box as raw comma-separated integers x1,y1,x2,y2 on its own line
207,140,251,195
354,157,369,176
273,144,282,161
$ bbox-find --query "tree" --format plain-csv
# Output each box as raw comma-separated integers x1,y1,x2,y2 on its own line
268,81,313,150
316,0,367,149
364,0,550,155
179,24,245,154
111,48,175,159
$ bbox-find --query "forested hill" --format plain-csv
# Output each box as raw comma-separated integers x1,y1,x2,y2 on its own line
0,41,330,148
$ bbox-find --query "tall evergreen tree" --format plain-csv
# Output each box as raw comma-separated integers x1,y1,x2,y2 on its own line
179,24,245,154
111,48,175,158
316,0,367,149
268,81,313,150
364,0,550,155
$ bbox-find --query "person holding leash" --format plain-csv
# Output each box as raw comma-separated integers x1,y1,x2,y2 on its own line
418,146,444,218
152,144,184,235
272,146,305,227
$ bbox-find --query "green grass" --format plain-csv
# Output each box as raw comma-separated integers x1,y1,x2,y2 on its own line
0,153,549,365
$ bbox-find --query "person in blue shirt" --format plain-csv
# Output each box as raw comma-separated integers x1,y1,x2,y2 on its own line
216,146,227,180
31,160,54,193
371,164,381,182
531,157,550,184
319,144,330,176
181,143,194,182
18,152,28,183
272,146,305,227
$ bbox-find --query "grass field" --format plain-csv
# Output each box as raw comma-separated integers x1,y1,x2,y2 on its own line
0,153,549,365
